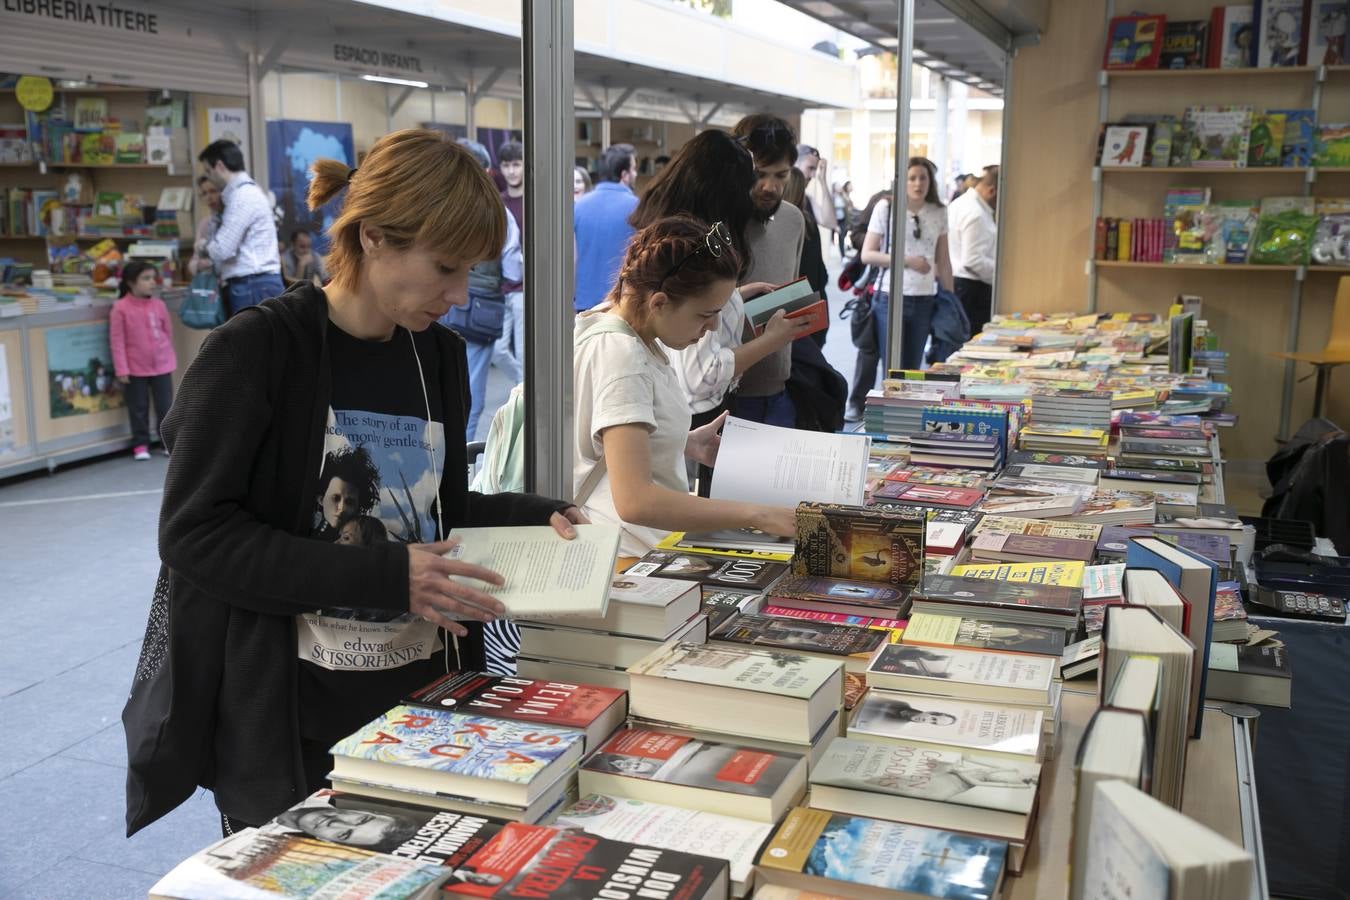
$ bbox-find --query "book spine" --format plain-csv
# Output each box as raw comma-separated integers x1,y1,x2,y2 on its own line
1117,219,1131,260
1106,219,1119,259
1095,217,1107,260
1208,7,1222,68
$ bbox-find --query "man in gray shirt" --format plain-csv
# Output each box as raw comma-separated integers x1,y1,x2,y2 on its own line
730,114,806,428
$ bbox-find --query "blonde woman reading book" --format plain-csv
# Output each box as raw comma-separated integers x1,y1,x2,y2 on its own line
573,216,798,556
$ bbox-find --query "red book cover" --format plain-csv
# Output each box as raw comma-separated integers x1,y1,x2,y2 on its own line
582,728,800,796
1132,218,1141,261
784,297,828,338
1095,217,1107,259
405,671,624,731
1208,7,1224,68
445,821,727,899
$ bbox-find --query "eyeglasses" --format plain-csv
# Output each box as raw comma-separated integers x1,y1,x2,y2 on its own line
911,213,921,240
663,221,733,285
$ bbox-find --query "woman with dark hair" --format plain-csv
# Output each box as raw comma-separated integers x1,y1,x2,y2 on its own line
629,130,813,483
123,129,583,840
850,157,953,400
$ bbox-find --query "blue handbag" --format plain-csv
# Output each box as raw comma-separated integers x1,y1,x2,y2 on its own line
180,270,225,330
445,292,507,345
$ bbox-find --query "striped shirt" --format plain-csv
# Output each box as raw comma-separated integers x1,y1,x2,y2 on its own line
671,288,746,414
207,173,281,282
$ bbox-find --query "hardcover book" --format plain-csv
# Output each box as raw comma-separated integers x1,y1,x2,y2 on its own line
149,830,446,900
866,643,1057,706
793,502,925,587
626,642,840,701
442,822,729,899
756,808,1006,899
262,789,506,865
849,689,1044,760
1309,0,1349,64
1211,5,1255,68
969,531,1096,564
902,612,1067,657
627,550,788,593
328,705,585,807
949,559,1086,587
402,672,627,750
578,727,806,822
1206,642,1292,707
919,573,1085,616
766,573,912,618
1103,14,1168,69
1254,0,1310,66
1159,20,1209,68
1101,125,1149,167
555,794,772,897
811,737,1041,825
711,612,888,659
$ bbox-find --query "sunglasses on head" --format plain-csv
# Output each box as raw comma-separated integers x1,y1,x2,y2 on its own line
663,221,733,285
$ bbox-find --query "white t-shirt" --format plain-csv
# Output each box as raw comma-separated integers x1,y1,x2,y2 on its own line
573,310,692,557
868,199,947,297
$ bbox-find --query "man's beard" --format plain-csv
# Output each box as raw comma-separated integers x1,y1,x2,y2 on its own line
752,196,782,222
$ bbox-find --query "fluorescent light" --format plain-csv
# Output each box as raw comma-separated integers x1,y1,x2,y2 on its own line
360,74,429,88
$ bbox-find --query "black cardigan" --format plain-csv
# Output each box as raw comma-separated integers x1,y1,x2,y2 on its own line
123,284,566,834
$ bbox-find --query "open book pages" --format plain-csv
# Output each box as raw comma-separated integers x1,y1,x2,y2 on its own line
443,524,621,618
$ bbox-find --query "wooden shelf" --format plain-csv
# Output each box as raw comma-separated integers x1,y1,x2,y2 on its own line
1094,260,1303,271
1105,65,1317,78
1100,166,1309,174
1307,266,1350,274
1318,167,1350,173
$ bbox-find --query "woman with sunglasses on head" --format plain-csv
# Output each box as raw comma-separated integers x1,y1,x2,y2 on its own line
573,216,799,557
861,157,953,375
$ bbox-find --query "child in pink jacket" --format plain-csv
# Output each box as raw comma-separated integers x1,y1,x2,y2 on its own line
110,261,177,460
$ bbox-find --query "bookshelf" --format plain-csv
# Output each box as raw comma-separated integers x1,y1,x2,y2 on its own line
1089,54,1347,443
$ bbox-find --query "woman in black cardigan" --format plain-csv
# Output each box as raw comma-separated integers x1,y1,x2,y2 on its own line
123,129,581,837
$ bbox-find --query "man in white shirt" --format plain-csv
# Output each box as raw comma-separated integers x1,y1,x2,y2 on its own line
946,165,998,334
196,139,284,318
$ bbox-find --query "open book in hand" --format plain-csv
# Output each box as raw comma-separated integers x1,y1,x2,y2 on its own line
709,416,870,508
741,276,828,337
443,524,622,618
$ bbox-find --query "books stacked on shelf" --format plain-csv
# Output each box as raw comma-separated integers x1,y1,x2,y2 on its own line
1079,781,1253,900
709,612,893,674
327,704,586,823
515,575,707,687
555,794,772,898
1100,606,1195,808
1095,217,1167,262
808,737,1042,872
907,431,1004,470
755,808,1007,899
1030,388,1113,431
920,402,1016,458
577,726,807,822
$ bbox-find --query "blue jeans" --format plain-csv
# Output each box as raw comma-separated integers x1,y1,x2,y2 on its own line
873,291,935,372
732,390,796,428
463,338,493,443
223,271,285,317
491,290,524,384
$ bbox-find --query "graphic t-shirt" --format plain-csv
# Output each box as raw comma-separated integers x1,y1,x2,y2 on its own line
297,322,451,748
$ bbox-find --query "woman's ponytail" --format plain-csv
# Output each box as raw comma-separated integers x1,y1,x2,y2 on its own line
308,158,353,211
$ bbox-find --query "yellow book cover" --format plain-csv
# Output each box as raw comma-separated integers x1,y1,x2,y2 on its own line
899,612,963,647
950,559,1086,587
1022,426,1107,440
656,531,793,562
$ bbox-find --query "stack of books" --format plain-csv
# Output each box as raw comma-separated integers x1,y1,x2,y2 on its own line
1030,388,1113,431
861,384,947,439
1018,423,1111,454
516,574,707,690
908,431,1004,469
